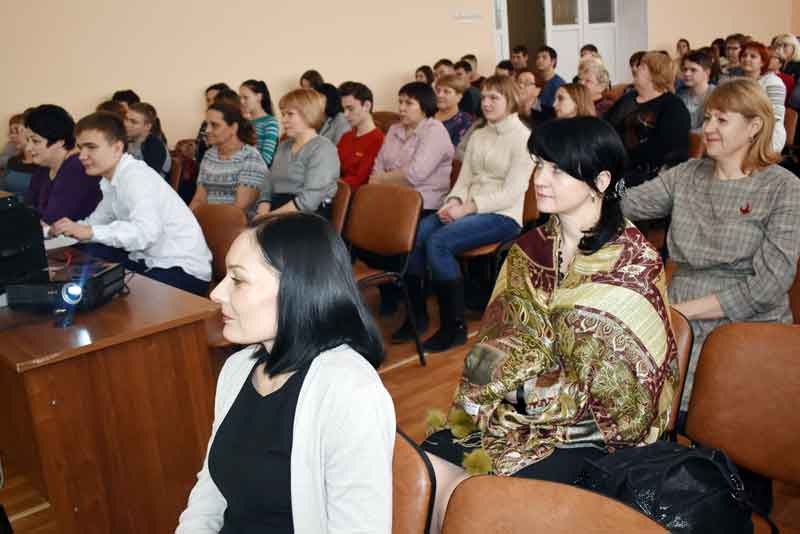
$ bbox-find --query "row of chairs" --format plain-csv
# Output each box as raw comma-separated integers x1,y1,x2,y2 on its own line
393,321,800,534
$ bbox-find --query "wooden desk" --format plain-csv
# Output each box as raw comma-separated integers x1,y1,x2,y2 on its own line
0,271,218,533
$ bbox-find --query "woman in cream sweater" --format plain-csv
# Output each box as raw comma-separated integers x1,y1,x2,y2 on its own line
392,75,535,353
176,213,395,534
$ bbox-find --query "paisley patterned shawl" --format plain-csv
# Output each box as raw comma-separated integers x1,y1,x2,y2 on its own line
449,218,678,476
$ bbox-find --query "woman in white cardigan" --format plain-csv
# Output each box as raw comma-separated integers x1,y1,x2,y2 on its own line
176,213,396,534
740,41,787,153
392,74,535,354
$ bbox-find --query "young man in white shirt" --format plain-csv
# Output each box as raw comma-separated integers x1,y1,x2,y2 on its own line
52,112,213,296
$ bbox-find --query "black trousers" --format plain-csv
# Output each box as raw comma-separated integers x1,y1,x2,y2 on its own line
421,429,606,483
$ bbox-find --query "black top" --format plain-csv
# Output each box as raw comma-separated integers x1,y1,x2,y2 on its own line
209,361,310,534
783,61,800,82
605,91,690,187
6,155,42,174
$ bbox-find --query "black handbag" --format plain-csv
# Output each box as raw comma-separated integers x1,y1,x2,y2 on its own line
574,441,776,534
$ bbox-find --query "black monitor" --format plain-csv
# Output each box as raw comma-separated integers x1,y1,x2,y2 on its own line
0,195,48,294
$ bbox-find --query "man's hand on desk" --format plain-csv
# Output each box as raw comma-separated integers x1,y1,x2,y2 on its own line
51,218,93,241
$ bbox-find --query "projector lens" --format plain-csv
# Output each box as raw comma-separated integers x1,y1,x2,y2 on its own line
62,283,83,306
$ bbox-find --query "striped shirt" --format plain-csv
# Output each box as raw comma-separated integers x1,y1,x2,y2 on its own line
198,145,267,205
251,115,280,166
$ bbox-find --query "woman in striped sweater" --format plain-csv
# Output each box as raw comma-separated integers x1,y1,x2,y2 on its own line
240,79,280,166
739,41,787,153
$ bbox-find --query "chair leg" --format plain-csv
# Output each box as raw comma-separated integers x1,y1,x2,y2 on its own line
398,278,426,366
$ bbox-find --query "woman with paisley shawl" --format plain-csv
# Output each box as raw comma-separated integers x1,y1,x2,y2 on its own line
420,117,678,534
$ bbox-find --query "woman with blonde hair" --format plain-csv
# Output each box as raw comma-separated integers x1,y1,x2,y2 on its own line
434,74,474,146
623,78,800,411
391,75,534,353
577,57,614,115
606,51,690,186
255,89,340,217
772,33,800,80
553,82,596,118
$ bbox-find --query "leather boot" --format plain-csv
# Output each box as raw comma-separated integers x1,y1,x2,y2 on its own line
423,279,467,353
390,275,429,343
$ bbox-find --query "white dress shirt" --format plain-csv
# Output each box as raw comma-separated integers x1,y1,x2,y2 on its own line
80,154,212,281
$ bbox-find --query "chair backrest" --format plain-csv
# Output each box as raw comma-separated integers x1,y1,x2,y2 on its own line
685,323,800,485
344,183,422,256
168,156,183,191
330,180,351,235
785,107,798,149
442,476,666,533
522,172,539,226
193,204,248,283
449,159,462,189
688,132,704,159
666,308,692,434
789,260,800,324
393,430,435,534
373,111,402,134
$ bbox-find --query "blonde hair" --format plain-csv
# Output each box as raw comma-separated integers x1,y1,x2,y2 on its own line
434,74,468,95
639,52,675,93
480,75,520,114
704,79,780,172
773,33,800,62
578,57,610,88
279,89,326,130
559,83,597,117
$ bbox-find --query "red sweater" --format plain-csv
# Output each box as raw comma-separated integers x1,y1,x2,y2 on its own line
337,127,384,190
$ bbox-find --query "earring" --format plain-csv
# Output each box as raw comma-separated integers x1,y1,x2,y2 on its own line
590,192,597,203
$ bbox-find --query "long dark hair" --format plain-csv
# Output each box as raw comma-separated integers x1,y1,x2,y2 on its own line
240,79,274,115
317,83,343,118
250,213,385,375
528,117,627,254
207,102,257,146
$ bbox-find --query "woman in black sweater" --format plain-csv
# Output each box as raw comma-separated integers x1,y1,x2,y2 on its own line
606,51,691,187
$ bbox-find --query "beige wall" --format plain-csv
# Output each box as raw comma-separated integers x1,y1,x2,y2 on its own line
648,0,792,53
2,1,496,148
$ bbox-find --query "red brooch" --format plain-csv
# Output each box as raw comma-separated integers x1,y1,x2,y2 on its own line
740,203,752,215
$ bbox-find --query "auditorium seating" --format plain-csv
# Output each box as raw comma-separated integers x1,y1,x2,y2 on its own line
684,323,800,532
442,475,666,533
344,183,427,365
393,430,435,534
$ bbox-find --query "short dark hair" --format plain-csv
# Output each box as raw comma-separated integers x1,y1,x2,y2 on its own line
512,45,528,55
25,104,76,150
317,83,343,118
240,79,274,115
300,69,325,90
250,213,385,374
453,60,473,73
339,81,374,108
415,65,434,85
213,88,241,107
683,49,713,72
581,44,599,54
460,53,477,63
205,82,231,94
536,45,558,64
398,81,437,118
496,60,514,73
111,90,140,106
528,117,627,254
433,58,454,70
629,50,646,67
207,102,257,145
75,111,129,152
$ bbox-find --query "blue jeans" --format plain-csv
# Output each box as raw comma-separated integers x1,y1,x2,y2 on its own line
407,213,520,281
